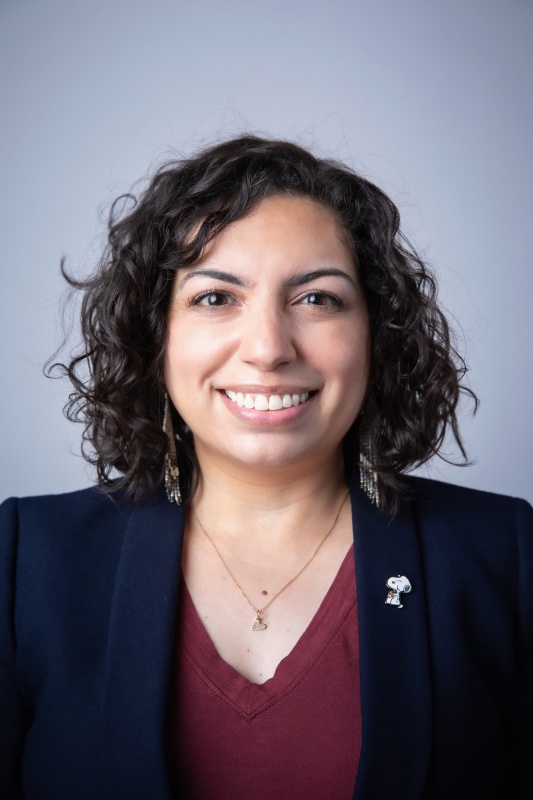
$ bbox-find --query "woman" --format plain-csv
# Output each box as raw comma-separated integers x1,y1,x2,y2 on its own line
1,136,531,799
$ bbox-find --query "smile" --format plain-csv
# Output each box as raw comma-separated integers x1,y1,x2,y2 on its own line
223,390,312,411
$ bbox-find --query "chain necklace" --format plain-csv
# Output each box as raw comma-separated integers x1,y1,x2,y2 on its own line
192,489,349,631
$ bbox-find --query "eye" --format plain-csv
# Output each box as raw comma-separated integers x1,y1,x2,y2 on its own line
299,291,343,310
190,290,232,307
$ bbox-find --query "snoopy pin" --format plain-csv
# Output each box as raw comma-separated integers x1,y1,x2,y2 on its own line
385,575,412,608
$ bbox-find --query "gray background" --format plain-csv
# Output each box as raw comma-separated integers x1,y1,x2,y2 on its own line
1,0,532,504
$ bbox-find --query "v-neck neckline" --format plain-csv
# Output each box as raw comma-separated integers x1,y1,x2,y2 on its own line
176,545,356,718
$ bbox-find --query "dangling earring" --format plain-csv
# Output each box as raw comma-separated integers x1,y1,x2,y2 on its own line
163,390,182,505
359,417,381,508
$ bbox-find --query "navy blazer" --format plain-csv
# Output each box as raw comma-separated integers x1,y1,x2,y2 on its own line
1,476,532,799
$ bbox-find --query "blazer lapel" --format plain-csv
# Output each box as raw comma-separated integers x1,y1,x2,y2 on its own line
101,491,184,800
351,482,432,800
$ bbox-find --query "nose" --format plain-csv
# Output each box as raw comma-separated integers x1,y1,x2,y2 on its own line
237,303,297,370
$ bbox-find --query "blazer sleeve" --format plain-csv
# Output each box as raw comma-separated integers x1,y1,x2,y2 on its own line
0,498,31,799
514,497,533,793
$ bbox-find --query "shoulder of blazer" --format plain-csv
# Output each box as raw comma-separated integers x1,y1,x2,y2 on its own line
399,474,532,531
396,475,533,576
1,483,169,540
0,484,174,593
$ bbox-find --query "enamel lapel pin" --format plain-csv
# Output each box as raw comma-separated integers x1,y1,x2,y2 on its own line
385,575,412,608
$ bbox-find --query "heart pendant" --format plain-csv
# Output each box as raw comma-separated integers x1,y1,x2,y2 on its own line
251,614,267,631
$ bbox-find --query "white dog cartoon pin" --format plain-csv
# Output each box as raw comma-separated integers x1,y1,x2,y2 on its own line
385,575,412,608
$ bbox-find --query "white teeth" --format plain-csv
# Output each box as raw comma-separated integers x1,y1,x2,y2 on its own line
224,390,312,411
268,395,283,411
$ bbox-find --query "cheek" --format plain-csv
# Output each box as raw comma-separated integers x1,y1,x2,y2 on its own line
164,320,231,388
163,328,178,386
165,317,201,368
163,322,190,393
322,326,370,383
323,329,371,429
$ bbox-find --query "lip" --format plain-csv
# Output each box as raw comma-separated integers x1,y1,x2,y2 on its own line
218,388,318,426
220,385,316,394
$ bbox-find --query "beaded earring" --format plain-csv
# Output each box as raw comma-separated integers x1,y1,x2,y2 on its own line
358,413,381,507
163,390,182,505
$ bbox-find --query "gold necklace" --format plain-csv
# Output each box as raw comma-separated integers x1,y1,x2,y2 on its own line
192,489,349,631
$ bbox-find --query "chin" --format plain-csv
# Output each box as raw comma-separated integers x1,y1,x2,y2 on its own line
225,438,339,473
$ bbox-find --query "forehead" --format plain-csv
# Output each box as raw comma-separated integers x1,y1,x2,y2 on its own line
190,195,355,276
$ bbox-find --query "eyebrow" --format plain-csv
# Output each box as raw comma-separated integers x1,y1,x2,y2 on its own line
286,269,357,289
178,269,245,289
177,267,357,290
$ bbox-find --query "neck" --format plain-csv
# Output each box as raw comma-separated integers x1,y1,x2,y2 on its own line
188,448,349,553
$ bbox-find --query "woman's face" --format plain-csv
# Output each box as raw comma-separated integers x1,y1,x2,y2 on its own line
164,195,370,478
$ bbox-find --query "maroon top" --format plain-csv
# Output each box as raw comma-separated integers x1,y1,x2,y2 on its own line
166,547,361,799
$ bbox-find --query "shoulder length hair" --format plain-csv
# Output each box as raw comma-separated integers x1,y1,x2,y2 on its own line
48,135,477,513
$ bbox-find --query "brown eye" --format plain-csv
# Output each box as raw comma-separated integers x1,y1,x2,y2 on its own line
194,291,230,306
206,293,226,306
300,291,343,309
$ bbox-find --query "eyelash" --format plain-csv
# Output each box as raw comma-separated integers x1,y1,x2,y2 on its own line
189,289,234,308
299,291,344,310
188,288,344,310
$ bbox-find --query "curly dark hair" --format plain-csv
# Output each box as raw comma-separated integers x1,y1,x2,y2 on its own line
48,134,477,513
